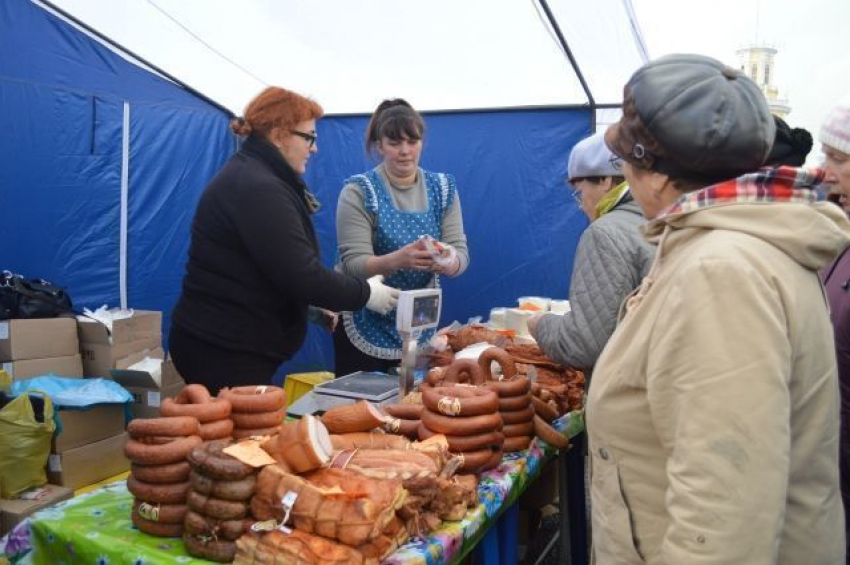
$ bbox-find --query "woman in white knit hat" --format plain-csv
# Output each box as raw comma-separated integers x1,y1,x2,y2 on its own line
819,97,850,565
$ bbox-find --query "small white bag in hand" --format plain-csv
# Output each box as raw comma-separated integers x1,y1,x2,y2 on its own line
365,275,400,315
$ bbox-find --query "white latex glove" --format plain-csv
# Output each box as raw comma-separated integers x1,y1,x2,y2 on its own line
365,275,400,315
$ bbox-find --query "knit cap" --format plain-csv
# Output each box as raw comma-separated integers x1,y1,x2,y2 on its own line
820,100,850,155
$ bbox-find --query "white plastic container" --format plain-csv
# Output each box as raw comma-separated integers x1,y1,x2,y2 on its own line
505,308,534,336
550,299,571,314
517,296,550,311
489,307,507,328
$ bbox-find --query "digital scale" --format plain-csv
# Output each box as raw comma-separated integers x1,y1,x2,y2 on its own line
286,288,442,418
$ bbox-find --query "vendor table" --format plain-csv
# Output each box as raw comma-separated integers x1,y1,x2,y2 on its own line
1,412,584,565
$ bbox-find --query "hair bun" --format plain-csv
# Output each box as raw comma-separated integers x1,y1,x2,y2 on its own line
791,128,813,155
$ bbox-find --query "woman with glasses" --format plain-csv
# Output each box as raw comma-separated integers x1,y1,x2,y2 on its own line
170,86,399,394
333,99,470,376
528,131,654,372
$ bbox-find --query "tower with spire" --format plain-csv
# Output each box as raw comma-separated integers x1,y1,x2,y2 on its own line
736,45,791,118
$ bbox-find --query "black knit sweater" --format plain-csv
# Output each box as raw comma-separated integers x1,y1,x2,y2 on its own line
172,135,370,360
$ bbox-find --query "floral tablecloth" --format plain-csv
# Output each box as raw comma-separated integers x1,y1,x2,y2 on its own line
2,411,584,565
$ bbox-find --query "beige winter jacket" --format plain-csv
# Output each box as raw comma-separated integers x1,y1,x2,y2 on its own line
587,199,850,564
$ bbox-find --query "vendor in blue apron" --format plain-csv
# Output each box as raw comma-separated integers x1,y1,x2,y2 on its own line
333,99,470,376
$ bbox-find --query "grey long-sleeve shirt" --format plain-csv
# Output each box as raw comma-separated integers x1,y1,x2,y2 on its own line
336,164,470,278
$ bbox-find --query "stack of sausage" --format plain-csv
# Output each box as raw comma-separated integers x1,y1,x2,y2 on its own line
160,384,233,441
183,440,256,563
478,348,535,453
418,360,504,473
124,416,203,537
382,400,423,440
219,385,286,440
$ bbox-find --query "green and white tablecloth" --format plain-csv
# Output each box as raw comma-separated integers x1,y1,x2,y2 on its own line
2,411,584,565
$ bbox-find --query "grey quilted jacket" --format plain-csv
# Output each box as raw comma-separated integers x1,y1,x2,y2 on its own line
535,193,654,370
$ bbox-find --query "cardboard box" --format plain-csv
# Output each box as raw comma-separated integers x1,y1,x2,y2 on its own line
77,310,162,345
0,318,79,361
0,484,74,535
47,432,129,490
52,404,126,453
79,337,160,377
111,350,184,419
2,354,83,381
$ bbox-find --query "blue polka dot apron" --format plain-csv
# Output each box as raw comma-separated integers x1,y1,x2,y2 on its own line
342,168,457,359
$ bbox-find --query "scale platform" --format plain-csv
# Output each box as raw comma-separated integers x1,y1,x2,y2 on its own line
285,370,423,419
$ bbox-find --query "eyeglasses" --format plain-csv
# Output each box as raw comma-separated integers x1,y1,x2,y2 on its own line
290,129,318,148
608,154,623,171
570,186,583,203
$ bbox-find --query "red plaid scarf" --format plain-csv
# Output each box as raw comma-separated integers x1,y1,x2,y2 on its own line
661,166,823,217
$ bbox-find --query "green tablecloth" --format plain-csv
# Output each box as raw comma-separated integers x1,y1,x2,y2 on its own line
2,411,584,565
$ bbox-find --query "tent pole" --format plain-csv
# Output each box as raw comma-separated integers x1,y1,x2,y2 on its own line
537,0,597,132
119,102,130,310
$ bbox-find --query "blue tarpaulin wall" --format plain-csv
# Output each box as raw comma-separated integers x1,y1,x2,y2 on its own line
2,0,592,382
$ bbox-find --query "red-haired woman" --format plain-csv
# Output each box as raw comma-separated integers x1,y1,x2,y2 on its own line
170,87,398,394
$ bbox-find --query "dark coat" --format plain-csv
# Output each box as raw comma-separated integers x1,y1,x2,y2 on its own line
172,135,369,360
822,245,850,560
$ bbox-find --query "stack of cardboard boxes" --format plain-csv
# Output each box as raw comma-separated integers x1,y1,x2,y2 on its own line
0,318,82,381
77,310,162,378
0,310,188,532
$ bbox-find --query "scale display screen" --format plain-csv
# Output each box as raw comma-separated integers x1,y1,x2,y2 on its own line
396,288,442,333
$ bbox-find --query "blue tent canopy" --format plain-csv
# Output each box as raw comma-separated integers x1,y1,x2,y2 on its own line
2,0,594,381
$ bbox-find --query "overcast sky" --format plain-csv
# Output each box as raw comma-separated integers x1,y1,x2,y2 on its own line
632,0,850,164
47,0,850,164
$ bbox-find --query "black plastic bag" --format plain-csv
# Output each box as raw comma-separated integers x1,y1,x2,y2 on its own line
0,270,73,320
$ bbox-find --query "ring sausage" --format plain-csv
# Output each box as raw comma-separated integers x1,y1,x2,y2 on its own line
502,420,534,438
484,376,531,398
498,392,532,412
183,510,250,541
531,395,559,422
131,506,183,537
128,416,200,439
231,408,286,430
418,424,504,452
189,469,256,501
131,461,191,484
533,414,570,450
500,405,534,425
199,418,234,441
421,408,502,436
133,500,188,524
457,446,500,473
127,476,190,504
187,490,249,520
175,384,213,404
187,440,254,481
439,359,485,385
125,435,203,465
480,448,504,472
383,418,421,439
219,385,285,413
422,386,498,417
232,426,279,440
502,435,533,453
160,397,232,423
478,347,517,380
183,533,237,563
383,403,424,420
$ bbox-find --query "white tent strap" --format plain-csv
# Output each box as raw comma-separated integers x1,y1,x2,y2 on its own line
120,101,129,310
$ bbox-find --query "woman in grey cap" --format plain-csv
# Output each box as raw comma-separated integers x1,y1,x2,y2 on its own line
528,131,654,371
587,54,849,564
